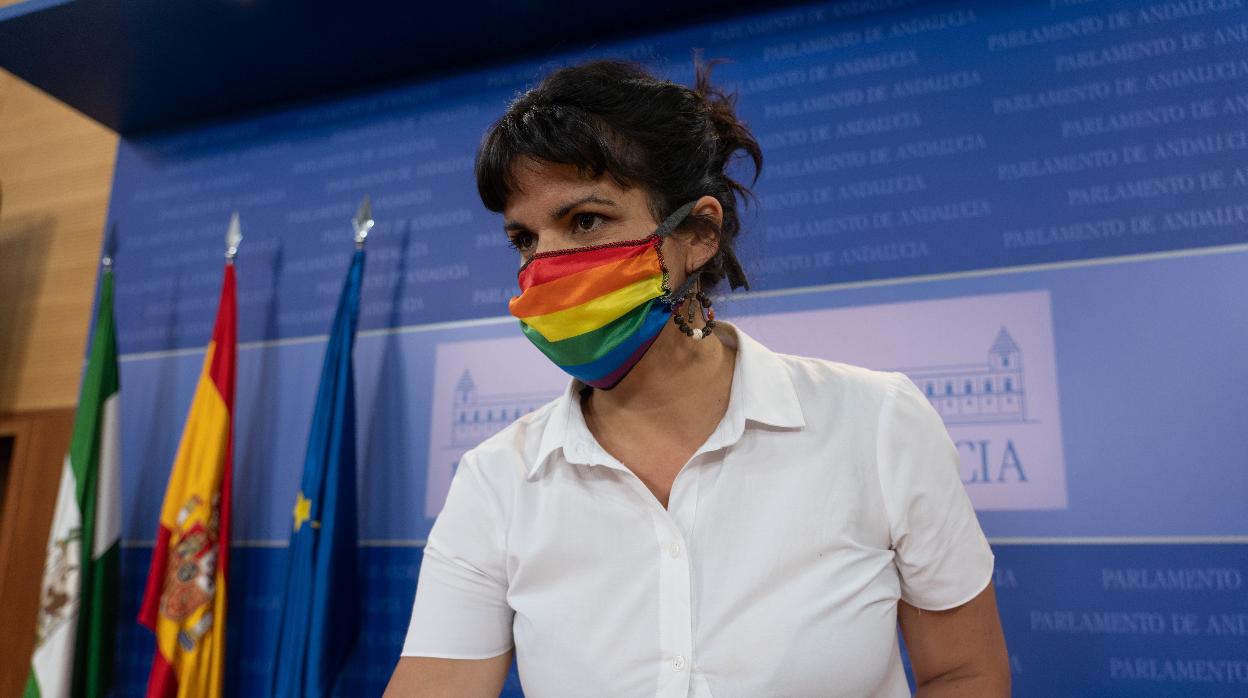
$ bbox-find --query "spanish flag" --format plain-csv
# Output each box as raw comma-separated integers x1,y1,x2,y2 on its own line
138,262,236,698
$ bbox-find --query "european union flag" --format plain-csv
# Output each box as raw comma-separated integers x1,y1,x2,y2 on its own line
272,247,365,697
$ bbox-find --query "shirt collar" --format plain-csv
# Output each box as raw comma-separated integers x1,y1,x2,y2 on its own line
528,320,806,479
528,378,592,478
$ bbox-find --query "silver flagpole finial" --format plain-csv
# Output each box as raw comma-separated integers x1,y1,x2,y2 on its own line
102,221,118,268
225,211,243,262
353,194,374,249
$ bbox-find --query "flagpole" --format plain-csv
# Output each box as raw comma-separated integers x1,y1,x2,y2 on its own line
225,210,243,263
354,194,373,250
102,221,117,269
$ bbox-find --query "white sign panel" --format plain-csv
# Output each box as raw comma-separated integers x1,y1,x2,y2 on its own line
427,289,1067,515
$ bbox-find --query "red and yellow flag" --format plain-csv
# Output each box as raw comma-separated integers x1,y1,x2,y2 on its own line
138,264,236,698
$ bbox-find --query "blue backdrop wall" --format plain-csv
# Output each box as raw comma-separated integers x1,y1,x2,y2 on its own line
102,0,1248,695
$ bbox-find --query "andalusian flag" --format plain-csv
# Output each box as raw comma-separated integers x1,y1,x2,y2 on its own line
271,244,365,697
24,256,121,698
138,254,237,698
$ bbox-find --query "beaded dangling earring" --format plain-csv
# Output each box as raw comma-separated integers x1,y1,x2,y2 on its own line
671,277,716,340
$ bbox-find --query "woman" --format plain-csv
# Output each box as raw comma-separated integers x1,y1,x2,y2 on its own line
385,58,1009,697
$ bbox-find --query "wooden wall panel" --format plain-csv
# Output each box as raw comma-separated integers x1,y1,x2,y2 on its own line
0,408,75,698
0,68,118,412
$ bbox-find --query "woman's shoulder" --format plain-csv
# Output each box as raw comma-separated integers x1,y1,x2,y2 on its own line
729,321,901,411
456,392,564,481
771,347,904,407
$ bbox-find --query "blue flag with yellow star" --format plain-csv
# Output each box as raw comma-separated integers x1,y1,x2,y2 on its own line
272,248,364,697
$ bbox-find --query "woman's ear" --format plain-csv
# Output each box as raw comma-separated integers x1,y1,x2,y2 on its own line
686,195,724,273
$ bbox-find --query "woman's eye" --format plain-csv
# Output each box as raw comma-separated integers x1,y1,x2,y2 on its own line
507,231,536,252
574,213,605,233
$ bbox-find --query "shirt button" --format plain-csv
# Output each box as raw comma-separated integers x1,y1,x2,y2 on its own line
672,655,686,672
668,542,682,558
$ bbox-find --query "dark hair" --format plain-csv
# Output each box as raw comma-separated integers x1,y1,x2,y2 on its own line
475,54,762,292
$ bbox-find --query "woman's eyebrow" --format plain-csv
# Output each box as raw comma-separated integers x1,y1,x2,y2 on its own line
549,194,620,221
504,194,621,233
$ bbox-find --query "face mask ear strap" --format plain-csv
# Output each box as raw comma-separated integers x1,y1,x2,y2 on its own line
653,200,699,239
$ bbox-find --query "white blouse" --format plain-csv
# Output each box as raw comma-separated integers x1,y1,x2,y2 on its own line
402,321,995,697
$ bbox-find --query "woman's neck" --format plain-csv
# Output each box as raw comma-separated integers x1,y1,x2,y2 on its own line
582,318,736,441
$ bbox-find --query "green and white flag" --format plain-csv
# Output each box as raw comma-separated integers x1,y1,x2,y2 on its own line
25,260,121,698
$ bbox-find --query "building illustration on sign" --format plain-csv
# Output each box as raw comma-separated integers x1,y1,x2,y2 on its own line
451,370,555,449
903,327,1027,425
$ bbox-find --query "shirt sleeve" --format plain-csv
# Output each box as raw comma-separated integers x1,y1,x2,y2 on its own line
401,451,514,659
876,371,995,611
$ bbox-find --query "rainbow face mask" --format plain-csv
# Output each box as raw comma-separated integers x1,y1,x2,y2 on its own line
508,200,700,390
